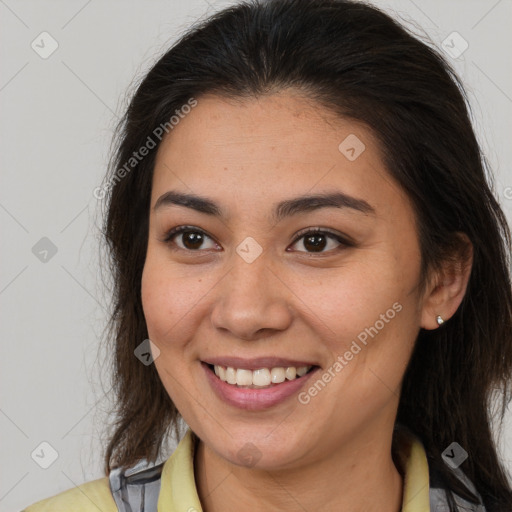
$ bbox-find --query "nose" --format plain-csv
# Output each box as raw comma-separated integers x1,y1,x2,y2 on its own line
210,246,293,341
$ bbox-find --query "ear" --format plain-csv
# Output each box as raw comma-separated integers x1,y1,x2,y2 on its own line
420,233,473,330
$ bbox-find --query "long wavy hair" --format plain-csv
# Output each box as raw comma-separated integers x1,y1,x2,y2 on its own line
100,1,512,510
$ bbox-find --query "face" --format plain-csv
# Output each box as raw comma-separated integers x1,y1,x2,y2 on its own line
141,90,426,470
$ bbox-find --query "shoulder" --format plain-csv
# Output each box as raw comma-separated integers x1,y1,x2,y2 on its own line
22,477,117,512
393,424,487,511
429,464,487,512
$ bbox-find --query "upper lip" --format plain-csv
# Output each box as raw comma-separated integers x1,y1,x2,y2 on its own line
202,356,319,371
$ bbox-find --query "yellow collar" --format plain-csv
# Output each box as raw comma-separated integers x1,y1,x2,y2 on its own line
157,428,203,511
393,426,431,512
157,426,430,512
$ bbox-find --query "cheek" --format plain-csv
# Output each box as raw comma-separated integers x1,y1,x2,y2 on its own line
140,251,210,344
302,260,413,330
296,253,421,392
140,258,198,396
141,255,180,342
141,257,164,336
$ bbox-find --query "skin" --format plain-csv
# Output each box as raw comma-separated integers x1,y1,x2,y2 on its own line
141,90,472,512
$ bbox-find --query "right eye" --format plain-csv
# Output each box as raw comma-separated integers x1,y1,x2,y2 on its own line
163,225,220,252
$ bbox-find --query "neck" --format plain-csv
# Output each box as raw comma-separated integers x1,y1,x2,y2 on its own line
194,427,404,512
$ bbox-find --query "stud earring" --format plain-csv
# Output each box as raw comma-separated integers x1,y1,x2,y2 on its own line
436,315,444,326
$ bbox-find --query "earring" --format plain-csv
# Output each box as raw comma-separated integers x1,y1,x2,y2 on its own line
436,315,444,326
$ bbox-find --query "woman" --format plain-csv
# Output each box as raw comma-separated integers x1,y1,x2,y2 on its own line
23,0,512,510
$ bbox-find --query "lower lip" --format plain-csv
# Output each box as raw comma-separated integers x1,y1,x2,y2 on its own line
202,362,320,411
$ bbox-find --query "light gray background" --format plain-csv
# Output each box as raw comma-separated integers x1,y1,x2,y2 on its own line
1,0,511,510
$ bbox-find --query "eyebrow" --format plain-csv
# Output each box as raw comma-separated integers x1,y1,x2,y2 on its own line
153,190,375,223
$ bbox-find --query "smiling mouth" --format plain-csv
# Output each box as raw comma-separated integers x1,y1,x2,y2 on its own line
205,363,319,389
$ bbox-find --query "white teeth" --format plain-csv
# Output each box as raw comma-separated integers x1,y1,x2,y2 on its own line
253,368,271,386
271,367,286,383
212,364,313,387
225,367,237,385
296,366,308,377
236,369,253,386
285,367,297,380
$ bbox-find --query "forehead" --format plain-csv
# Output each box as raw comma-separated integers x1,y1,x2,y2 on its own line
150,91,408,220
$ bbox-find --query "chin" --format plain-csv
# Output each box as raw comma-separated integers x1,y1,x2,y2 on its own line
203,426,306,471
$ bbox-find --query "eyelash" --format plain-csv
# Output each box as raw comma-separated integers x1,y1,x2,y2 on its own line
162,225,352,254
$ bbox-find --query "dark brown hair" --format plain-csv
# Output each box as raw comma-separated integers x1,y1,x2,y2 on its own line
100,1,512,510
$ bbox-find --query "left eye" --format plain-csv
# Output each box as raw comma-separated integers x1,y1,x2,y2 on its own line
163,226,348,254
289,229,348,253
